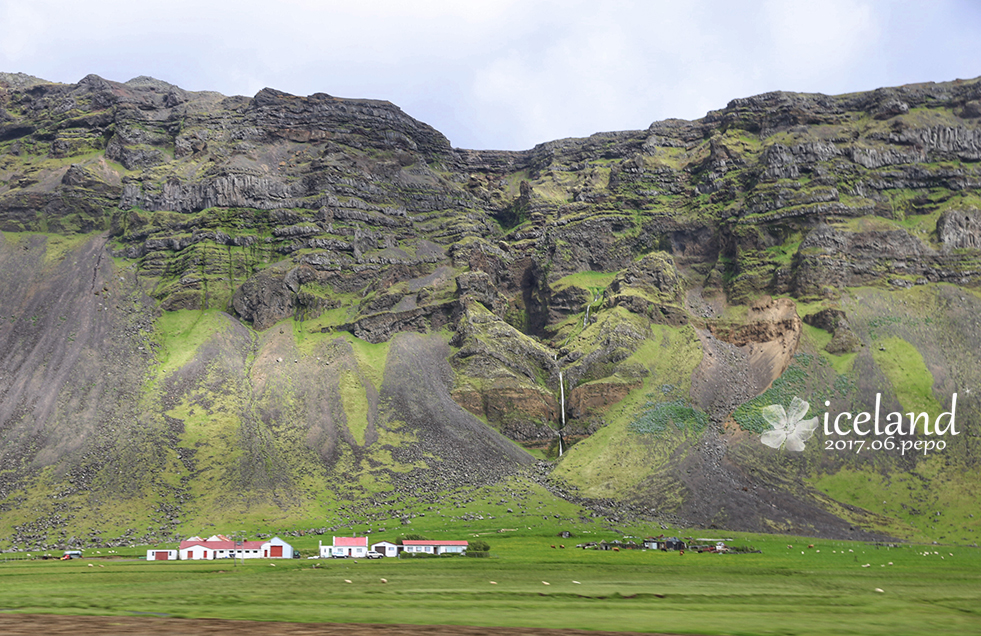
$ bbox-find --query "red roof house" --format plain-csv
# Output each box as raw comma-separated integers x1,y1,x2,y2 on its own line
177,535,293,560
320,536,368,558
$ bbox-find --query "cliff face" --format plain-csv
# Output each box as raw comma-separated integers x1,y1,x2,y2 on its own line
1,72,980,549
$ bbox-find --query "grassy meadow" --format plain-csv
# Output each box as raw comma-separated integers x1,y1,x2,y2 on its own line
1,531,979,635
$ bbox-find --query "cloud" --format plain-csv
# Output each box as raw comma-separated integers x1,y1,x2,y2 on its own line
0,3,46,62
763,0,879,86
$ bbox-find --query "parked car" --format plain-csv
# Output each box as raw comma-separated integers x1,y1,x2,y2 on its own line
365,551,384,559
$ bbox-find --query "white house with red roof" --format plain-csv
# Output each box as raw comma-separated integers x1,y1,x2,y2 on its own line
177,534,294,560
401,539,468,555
320,536,368,558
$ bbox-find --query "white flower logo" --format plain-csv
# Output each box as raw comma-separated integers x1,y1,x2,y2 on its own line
760,396,818,451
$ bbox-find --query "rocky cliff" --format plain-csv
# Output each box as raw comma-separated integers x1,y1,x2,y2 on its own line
1,72,980,549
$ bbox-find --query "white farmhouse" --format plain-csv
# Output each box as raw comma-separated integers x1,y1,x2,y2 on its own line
177,535,294,560
401,540,468,555
320,536,368,558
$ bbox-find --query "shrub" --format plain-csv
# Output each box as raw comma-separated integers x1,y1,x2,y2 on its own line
469,540,490,552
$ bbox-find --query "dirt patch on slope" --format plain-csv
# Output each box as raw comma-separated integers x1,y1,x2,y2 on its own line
381,332,535,474
691,296,801,422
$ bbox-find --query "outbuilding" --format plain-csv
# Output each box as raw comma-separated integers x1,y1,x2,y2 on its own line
662,537,686,551
146,549,178,561
370,541,400,557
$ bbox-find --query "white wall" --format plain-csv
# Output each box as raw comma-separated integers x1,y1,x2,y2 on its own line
262,536,294,558
146,550,177,560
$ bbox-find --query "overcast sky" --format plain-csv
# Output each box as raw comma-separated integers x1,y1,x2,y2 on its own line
2,0,980,150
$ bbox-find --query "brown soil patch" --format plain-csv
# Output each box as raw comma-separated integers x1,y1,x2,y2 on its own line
0,614,687,636
691,296,802,420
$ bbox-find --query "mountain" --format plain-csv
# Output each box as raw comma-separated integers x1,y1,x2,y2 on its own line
1,71,979,550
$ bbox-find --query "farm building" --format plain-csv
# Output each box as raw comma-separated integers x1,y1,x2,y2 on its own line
401,540,468,555
146,549,178,560
370,541,399,557
320,536,368,558
661,537,687,551
176,535,294,560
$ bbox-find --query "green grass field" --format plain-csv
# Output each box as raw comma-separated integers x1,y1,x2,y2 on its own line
2,533,979,635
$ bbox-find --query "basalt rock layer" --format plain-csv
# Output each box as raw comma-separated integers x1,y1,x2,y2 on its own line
1,72,980,548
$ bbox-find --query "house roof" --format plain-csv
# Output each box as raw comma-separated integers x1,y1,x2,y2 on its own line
333,536,368,547
179,539,265,550
402,540,468,546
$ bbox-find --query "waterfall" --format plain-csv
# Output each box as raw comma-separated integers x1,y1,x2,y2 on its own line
559,371,565,427
583,294,598,329
558,371,565,457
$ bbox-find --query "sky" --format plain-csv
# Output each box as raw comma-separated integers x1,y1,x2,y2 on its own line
1,0,980,151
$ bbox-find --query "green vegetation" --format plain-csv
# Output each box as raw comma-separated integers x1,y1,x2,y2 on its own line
152,310,236,377
870,337,942,416
630,398,709,436
551,270,617,293
812,459,981,543
339,369,370,444
733,354,818,433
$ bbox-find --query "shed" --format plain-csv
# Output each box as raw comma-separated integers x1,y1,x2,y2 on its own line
662,537,686,551
370,541,399,557
146,549,178,561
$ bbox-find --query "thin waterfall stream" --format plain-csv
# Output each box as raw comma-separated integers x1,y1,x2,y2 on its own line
558,370,565,456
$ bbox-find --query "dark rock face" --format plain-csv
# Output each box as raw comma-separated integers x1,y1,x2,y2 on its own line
231,264,328,330
803,308,863,354
938,209,981,249
790,225,969,295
